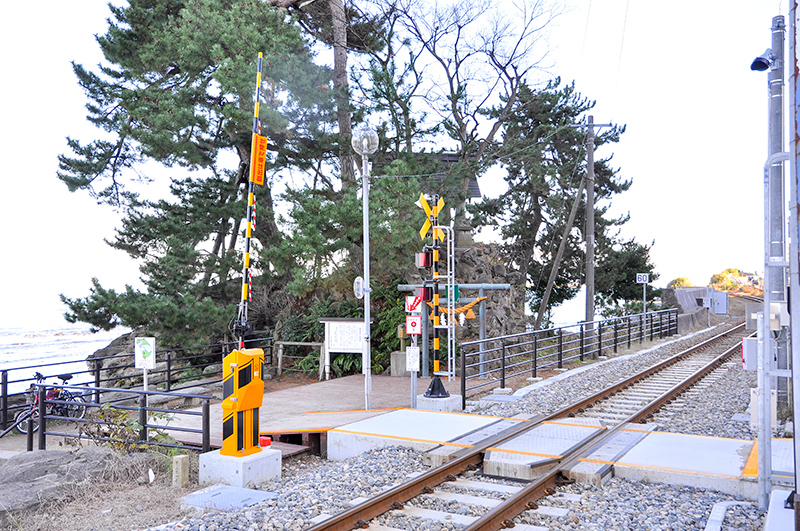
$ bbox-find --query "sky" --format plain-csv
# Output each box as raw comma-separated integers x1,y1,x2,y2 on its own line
0,0,788,329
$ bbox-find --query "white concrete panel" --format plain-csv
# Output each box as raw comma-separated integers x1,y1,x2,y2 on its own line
327,408,501,460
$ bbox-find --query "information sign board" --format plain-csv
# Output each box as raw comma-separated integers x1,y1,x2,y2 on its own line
135,337,156,370
324,320,364,353
405,346,420,372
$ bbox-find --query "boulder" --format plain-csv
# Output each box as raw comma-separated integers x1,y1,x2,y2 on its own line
0,446,129,525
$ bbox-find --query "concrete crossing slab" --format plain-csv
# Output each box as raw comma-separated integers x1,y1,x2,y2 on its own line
327,408,503,460
613,431,756,499
483,418,606,481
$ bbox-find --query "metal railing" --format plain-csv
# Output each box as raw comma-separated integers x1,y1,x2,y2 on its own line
458,309,679,409
1,335,273,431
25,383,213,453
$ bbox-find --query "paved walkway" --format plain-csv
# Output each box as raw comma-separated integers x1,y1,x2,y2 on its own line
169,374,455,443
0,374,460,457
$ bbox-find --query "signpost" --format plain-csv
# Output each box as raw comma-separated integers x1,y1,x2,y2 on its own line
404,294,423,408
636,273,649,318
135,337,156,407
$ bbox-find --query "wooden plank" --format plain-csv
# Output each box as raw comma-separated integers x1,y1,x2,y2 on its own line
170,431,310,458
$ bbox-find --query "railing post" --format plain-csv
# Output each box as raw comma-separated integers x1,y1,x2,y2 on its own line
580,325,585,361
277,344,284,377
166,352,172,392
659,312,664,339
94,360,101,404
532,335,538,378
1,370,6,430
640,315,644,344
138,394,148,444
558,329,563,368
460,345,466,411
37,385,46,450
650,314,654,341
202,399,211,453
598,322,603,358
500,340,506,389
614,320,618,353
627,315,632,348
26,417,33,451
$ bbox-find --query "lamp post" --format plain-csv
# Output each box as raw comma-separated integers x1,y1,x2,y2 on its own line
352,125,378,410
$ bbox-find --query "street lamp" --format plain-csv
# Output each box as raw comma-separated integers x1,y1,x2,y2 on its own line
352,125,378,410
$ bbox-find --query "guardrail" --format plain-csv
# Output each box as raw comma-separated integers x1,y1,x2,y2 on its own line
458,309,679,409
0,335,273,431
24,383,213,453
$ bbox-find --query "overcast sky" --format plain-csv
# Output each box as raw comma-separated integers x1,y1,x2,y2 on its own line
0,1,787,329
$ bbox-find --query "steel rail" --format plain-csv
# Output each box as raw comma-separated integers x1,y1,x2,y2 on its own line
462,329,748,530
557,323,745,419
307,323,746,531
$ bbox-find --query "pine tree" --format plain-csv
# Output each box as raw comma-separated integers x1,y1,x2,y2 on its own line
58,0,335,345
470,78,654,319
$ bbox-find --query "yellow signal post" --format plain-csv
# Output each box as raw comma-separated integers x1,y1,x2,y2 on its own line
221,348,265,457
418,193,449,398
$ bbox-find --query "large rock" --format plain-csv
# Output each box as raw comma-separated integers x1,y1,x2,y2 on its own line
0,446,136,525
86,330,191,388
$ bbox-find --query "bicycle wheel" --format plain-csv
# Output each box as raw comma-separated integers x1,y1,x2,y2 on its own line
14,409,40,434
65,394,87,419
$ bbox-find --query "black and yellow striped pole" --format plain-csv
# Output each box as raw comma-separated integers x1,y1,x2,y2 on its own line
221,53,268,457
418,193,449,398
235,52,269,348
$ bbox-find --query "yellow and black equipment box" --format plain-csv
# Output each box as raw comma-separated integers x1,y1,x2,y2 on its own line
221,348,264,456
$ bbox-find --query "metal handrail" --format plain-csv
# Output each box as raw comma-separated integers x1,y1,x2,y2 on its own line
32,383,213,453
459,309,679,409
1,335,273,431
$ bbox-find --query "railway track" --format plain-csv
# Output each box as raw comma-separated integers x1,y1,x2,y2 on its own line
306,323,749,531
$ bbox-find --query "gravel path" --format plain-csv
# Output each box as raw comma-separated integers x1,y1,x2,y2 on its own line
147,322,770,531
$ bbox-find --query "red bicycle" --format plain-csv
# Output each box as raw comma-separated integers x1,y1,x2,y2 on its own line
13,372,88,434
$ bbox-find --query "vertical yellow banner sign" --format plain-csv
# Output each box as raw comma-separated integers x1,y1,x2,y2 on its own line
249,134,268,185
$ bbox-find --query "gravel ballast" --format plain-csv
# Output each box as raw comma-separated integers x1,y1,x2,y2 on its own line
147,322,770,531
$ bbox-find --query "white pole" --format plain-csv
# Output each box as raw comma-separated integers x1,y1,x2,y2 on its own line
788,0,800,517
757,311,772,509
362,152,372,411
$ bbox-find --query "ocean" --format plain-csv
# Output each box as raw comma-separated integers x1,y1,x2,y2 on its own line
0,324,128,395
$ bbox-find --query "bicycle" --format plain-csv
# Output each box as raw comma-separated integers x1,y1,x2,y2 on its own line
13,372,88,434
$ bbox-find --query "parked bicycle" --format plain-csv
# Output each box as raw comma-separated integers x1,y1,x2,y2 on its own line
13,372,88,434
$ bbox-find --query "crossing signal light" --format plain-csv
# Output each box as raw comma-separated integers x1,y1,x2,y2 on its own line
416,251,433,268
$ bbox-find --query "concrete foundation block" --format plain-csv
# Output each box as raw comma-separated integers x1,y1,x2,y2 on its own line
492,387,514,395
173,454,190,488
416,394,463,412
390,350,410,377
199,448,281,488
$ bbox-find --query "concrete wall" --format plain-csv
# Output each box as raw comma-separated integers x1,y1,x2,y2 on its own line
674,287,708,312
677,307,707,334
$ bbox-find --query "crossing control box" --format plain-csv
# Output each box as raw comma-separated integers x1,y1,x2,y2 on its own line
220,348,264,457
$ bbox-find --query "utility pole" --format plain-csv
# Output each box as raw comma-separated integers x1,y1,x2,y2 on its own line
571,116,610,324
751,14,788,511
585,116,596,324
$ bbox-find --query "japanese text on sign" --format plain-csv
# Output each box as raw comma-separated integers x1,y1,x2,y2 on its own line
250,134,268,185
406,315,422,335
